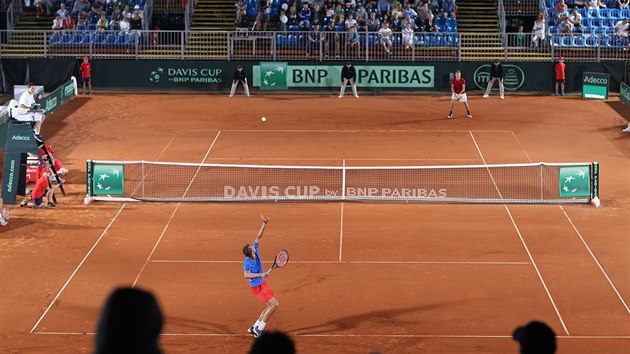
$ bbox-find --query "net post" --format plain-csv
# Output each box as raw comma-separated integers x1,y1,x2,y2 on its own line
84,160,94,205
591,162,600,207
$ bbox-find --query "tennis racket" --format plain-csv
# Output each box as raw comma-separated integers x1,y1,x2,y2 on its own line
266,249,289,275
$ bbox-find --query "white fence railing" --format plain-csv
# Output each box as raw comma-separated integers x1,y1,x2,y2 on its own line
1,30,629,61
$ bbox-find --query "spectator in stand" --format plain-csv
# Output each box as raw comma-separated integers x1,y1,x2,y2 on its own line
133,4,143,19
122,4,132,21
403,2,417,19
417,3,431,31
429,0,442,16
52,15,64,32
558,15,574,34
324,0,334,16
73,0,91,17
614,18,629,37
110,7,122,30
56,3,69,18
401,13,417,30
367,11,380,31
390,12,402,31
111,0,125,12
378,21,393,54
62,13,75,31
333,3,345,24
97,11,109,32
554,0,566,12
377,0,390,17
287,5,298,26
119,17,130,33
587,0,607,10
249,331,296,354
569,6,582,33
345,25,360,56
402,21,414,49
90,0,105,18
426,11,439,32
34,0,53,17
443,0,456,18
77,9,88,30
392,2,403,19
235,0,247,25
555,3,568,23
130,10,142,30
345,12,357,30
298,3,311,29
619,0,630,9
531,12,545,47
80,56,92,95
306,23,324,58
355,4,368,26
256,0,270,30
324,19,339,58
512,321,557,354
555,56,566,96
94,287,164,354
515,25,526,47
311,5,323,25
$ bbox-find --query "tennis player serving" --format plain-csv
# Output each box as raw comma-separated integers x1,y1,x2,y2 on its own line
448,70,473,119
243,215,279,338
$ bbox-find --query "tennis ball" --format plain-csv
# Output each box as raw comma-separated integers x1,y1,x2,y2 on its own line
261,117,267,122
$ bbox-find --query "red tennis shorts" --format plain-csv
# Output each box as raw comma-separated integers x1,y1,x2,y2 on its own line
250,281,274,303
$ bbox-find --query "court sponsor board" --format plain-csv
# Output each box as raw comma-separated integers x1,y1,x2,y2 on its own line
582,72,609,99
253,64,435,88
559,166,590,198
620,81,630,106
92,164,125,195
472,64,525,91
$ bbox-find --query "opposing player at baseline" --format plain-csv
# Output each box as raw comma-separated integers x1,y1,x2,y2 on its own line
448,70,472,119
243,215,279,338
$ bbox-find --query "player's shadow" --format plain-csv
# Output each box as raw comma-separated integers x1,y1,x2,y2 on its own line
287,302,448,335
167,315,232,333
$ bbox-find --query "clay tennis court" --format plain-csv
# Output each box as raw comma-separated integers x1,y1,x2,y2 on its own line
1,93,629,353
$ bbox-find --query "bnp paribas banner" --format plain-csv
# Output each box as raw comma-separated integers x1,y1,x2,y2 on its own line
253,63,434,88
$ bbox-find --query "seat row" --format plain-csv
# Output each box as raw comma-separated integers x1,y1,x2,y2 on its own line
49,32,139,45
275,32,459,47
551,33,628,47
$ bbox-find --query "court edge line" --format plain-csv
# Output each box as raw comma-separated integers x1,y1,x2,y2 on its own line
32,332,630,339
190,129,514,133
149,260,530,265
469,131,570,336
132,131,223,288
559,205,630,314
205,157,480,161
30,204,128,333
511,131,630,314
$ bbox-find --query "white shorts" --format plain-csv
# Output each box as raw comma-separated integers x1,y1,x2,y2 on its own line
14,112,44,122
451,93,468,103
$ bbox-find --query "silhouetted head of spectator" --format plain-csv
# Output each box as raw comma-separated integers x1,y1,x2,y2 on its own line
95,287,164,354
249,331,296,354
512,321,557,354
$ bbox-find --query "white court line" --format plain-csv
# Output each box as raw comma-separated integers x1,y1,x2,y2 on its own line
205,157,480,161
510,131,630,315
131,131,223,288
469,131,570,336
30,205,128,333
150,260,529,265
32,332,630,339
186,129,515,133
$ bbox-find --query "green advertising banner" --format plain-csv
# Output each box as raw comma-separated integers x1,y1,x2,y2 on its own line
41,78,77,114
559,166,590,198
259,62,288,90
620,81,630,106
472,64,526,91
253,64,435,88
582,72,609,100
92,164,125,195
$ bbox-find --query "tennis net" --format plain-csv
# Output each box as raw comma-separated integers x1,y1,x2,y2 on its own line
84,160,599,205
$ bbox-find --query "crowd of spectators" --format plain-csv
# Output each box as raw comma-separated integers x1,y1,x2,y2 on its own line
235,0,458,35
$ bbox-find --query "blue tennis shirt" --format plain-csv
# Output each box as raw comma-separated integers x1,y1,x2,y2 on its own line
244,242,263,287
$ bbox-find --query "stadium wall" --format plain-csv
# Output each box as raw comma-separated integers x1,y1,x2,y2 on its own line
86,60,625,94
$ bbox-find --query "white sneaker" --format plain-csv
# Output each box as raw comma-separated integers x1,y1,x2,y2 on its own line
623,127,630,133
338,95,343,98
0,217,7,226
500,96,504,99
483,94,488,99
447,114,453,119
354,95,359,98
467,113,473,119
58,167,68,175
228,95,233,98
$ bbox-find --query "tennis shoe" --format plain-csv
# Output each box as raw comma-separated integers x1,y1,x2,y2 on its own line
482,94,488,99
447,114,453,119
467,113,473,119
253,327,265,338
0,217,6,226
47,202,56,208
338,95,343,98
622,127,630,133
58,167,69,175
500,95,504,99
34,133,44,143
228,94,233,98
20,200,29,207
247,326,256,337
354,94,359,98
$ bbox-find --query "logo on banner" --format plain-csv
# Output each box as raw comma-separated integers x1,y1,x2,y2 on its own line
259,62,288,90
150,68,164,83
148,66,223,84
93,164,124,195
64,82,75,97
45,97,58,112
473,64,525,91
559,167,590,197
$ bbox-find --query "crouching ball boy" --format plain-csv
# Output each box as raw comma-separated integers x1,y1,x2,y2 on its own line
21,169,63,208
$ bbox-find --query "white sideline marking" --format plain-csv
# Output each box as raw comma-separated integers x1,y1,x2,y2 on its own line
132,131,223,288
189,129,515,133
32,332,630,339
30,205,128,333
469,131,570,336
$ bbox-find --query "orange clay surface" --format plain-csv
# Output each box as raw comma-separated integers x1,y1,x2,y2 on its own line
0,93,629,354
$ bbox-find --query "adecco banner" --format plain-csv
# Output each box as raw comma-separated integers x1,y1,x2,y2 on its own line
252,64,435,88
92,60,235,89
582,72,609,100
